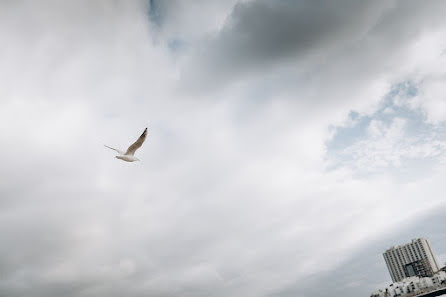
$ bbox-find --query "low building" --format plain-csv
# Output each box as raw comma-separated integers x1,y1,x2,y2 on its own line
371,271,446,297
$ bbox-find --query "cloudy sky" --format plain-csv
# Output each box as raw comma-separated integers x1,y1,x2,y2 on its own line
1,1,446,296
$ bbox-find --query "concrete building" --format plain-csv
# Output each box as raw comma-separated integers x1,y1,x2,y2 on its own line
383,238,441,282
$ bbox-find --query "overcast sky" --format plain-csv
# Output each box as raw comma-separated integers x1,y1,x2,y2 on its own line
1,1,446,296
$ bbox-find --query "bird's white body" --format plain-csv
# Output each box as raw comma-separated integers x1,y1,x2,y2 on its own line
105,128,148,162
116,155,139,162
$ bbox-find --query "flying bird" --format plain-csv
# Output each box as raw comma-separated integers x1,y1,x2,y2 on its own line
105,128,148,162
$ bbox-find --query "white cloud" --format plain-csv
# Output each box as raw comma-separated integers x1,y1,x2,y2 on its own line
329,113,446,175
1,1,446,297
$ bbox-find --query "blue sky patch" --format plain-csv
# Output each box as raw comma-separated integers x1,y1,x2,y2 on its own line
326,80,446,177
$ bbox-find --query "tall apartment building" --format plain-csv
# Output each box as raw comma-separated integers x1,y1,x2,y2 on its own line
383,238,440,282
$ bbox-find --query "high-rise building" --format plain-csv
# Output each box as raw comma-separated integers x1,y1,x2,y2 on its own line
383,238,440,282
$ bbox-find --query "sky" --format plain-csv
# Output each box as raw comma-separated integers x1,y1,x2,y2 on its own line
1,1,446,296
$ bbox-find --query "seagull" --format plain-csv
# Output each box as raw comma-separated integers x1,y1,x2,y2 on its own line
105,128,148,162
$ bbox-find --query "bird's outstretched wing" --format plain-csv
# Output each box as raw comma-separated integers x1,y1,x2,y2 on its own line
104,145,124,155
125,128,147,156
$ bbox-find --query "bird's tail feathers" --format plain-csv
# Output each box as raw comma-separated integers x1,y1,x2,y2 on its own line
104,145,124,155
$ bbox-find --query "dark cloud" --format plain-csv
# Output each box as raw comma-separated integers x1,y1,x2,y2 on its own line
183,0,446,92
199,0,382,71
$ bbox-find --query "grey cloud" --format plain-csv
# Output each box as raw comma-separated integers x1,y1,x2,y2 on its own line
274,206,446,297
148,0,238,41
200,1,383,69
183,0,446,95
2,1,446,297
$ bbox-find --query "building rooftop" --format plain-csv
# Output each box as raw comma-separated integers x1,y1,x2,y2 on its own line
386,238,426,251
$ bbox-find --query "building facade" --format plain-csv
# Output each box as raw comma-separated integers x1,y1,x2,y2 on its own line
383,238,441,282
